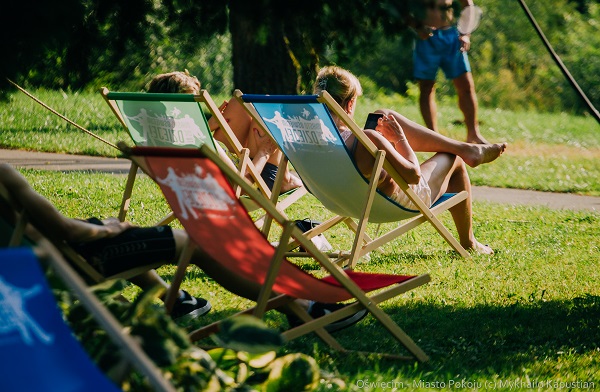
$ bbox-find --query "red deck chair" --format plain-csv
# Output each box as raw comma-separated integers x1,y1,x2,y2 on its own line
126,144,431,362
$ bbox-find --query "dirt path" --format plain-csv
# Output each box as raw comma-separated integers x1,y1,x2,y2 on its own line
2,149,599,212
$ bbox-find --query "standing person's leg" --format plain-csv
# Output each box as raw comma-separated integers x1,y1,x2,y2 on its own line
418,79,438,132
439,28,487,144
419,153,493,254
453,72,487,144
375,108,506,167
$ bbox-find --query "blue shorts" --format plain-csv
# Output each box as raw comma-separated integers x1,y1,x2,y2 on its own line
413,27,471,80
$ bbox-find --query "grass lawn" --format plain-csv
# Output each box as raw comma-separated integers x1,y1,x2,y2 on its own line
18,170,600,390
2,89,600,195
3,88,599,389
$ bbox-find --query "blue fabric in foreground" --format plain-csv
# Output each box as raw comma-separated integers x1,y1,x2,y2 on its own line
0,248,120,392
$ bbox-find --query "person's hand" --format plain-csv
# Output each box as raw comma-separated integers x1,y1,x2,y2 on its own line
459,34,471,52
252,127,277,157
99,217,134,238
376,115,407,144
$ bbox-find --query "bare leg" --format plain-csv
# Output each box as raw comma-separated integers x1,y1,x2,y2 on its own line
375,109,506,168
129,271,169,291
208,99,300,191
419,153,493,254
453,72,487,144
418,79,438,132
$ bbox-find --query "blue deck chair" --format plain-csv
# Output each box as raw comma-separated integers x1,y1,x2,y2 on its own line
0,245,174,392
235,91,470,267
101,89,306,226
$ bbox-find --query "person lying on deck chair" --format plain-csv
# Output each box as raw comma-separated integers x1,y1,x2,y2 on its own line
147,71,302,192
314,66,508,254
0,163,366,332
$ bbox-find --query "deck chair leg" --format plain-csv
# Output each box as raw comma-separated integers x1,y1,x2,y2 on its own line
154,211,176,226
348,150,386,269
119,163,139,222
164,238,195,314
235,148,251,198
189,294,294,342
254,222,295,317
343,218,372,243
260,155,289,235
284,301,346,352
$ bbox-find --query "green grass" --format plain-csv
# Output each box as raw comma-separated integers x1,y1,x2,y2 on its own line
19,170,600,390
2,89,600,195
3,87,600,388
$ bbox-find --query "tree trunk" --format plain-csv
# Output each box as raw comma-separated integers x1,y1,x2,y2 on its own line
229,0,299,94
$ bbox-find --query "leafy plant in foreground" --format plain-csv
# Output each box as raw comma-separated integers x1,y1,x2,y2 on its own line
59,279,333,391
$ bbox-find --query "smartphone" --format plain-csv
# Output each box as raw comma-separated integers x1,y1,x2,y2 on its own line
364,113,383,130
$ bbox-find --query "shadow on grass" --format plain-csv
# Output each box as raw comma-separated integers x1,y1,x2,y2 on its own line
287,295,600,376
183,291,599,377
162,265,599,376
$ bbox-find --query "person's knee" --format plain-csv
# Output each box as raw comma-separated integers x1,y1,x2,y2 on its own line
453,73,475,91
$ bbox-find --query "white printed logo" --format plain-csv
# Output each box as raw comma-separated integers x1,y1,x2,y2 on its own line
157,165,236,220
0,277,54,346
263,110,337,152
127,107,206,146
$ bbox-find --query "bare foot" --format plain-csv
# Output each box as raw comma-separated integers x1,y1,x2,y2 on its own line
281,172,303,193
464,240,494,255
462,142,507,168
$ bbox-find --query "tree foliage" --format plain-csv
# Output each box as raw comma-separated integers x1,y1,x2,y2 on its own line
2,0,598,114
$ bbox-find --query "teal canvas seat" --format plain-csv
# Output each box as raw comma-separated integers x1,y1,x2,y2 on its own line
236,91,470,267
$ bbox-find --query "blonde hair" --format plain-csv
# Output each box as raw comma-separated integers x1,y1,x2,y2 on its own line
147,70,201,94
313,66,363,109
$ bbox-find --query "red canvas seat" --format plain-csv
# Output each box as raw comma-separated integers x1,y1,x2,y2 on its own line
127,145,431,362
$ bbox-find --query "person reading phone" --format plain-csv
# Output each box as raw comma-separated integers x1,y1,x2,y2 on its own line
316,66,507,254
411,0,487,144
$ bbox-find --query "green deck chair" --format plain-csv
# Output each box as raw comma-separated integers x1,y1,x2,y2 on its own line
101,89,305,227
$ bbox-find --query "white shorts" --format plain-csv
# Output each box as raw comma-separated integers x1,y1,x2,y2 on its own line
388,177,432,210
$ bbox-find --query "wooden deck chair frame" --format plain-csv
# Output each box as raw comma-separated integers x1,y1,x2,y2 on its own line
0,241,175,391
101,88,306,228
234,90,471,268
124,144,432,362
